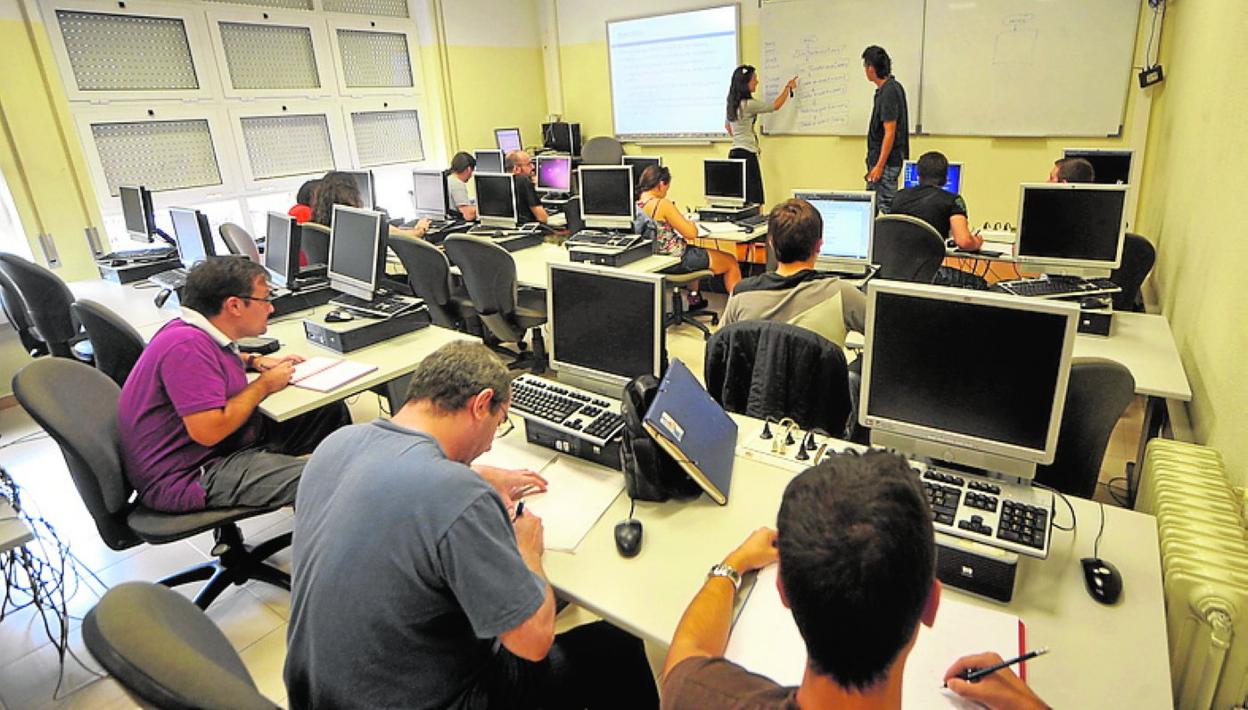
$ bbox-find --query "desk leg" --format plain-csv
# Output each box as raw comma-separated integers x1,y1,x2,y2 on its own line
1128,395,1168,508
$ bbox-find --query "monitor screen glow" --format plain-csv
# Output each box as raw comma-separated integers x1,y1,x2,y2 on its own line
537,156,572,192
495,128,523,154
902,161,963,194
793,190,875,270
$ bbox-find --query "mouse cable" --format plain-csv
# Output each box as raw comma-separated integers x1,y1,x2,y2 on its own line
1031,482,1076,533
1093,500,1106,560
628,498,636,520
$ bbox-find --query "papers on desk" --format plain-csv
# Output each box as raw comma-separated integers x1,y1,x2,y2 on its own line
698,220,744,235
725,566,1024,708
289,357,378,393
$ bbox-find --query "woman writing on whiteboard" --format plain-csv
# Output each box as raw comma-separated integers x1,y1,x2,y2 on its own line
725,65,797,206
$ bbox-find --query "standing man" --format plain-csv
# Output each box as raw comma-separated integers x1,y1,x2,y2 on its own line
862,45,910,214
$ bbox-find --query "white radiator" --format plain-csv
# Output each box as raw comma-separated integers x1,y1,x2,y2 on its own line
1138,439,1248,710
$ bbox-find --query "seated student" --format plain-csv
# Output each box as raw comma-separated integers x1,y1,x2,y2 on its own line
890,151,982,251
447,151,478,221
285,341,658,709
504,150,549,225
117,258,350,513
721,198,864,346
1048,157,1096,183
312,171,431,239
288,179,319,224
661,451,1052,710
637,165,742,298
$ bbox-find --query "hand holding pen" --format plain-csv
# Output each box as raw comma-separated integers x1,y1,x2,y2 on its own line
943,650,1051,710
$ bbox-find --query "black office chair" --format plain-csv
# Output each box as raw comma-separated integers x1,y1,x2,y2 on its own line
389,234,479,333
12,358,293,610
1034,360,1135,499
705,320,852,437
300,222,331,266
0,253,89,359
0,263,48,356
83,582,279,710
872,214,946,283
665,270,719,340
1109,233,1156,312
443,235,547,372
581,136,624,165
219,223,261,264
70,300,145,388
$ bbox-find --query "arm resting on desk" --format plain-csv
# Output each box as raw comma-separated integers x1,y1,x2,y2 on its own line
183,364,291,446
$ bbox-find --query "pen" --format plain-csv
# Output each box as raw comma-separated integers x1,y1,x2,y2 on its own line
515,501,525,518
948,648,1049,686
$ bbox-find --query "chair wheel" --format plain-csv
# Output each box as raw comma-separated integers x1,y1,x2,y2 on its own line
710,314,720,326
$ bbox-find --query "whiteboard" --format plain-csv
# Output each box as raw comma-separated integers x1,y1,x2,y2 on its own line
759,0,924,136
920,0,1140,136
607,5,740,140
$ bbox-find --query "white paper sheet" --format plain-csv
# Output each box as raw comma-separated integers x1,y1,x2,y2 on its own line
473,438,559,475
520,457,625,553
289,357,377,392
725,566,1023,708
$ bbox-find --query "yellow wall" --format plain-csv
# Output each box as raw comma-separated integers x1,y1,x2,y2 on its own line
1135,0,1248,486
442,44,549,154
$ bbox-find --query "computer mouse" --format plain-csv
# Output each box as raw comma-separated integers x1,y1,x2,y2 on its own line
324,310,354,323
1081,557,1123,605
614,519,643,558
153,288,172,308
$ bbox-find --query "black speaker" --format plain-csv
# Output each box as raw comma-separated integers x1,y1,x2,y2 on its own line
935,533,1019,603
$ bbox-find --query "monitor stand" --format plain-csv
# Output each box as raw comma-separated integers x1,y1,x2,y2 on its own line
554,368,627,400
698,204,759,222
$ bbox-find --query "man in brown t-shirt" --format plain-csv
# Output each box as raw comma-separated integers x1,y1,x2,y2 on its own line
659,452,1051,710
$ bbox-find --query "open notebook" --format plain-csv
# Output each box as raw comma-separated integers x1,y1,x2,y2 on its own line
289,357,378,393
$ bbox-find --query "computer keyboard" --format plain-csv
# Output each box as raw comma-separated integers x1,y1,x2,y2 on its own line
328,291,422,318
509,374,626,447
733,213,768,228
993,275,1121,299
98,246,176,262
565,231,643,249
148,268,187,291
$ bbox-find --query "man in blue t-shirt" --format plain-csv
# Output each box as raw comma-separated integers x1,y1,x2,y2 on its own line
285,341,657,709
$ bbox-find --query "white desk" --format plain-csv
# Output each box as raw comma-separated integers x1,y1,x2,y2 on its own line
1073,312,1190,401
69,279,180,331
524,414,1171,709
511,243,679,290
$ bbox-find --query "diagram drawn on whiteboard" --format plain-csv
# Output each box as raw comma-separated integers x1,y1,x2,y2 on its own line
993,14,1038,66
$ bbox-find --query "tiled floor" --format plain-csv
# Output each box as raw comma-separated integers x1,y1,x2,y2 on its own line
0,296,1145,708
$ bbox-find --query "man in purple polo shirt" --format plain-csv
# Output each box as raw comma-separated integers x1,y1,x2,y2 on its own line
118,257,349,512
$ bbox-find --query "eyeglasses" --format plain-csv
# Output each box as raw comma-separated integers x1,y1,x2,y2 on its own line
232,293,276,304
495,414,514,440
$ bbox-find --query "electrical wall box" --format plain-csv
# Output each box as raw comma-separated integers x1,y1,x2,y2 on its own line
1139,65,1165,88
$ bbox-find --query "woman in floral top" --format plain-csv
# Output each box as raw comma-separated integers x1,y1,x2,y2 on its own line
636,165,742,297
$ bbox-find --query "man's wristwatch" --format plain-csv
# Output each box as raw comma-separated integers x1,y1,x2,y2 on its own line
707,563,742,592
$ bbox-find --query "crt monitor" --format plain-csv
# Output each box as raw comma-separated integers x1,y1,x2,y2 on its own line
119,185,155,241
264,212,300,288
342,170,375,210
860,281,1078,476
327,205,386,300
578,166,634,230
474,173,518,228
474,149,504,174
704,159,747,207
622,156,662,189
792,190,876,274
902,160,963,194
536,156,572,194
1062,148,1133,185
168,208,214,269
1015,183,1128,276
548,262,665,393
412,169,449,220
495,127,523,154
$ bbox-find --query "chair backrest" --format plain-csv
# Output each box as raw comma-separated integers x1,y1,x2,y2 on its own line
581,136,624,165
0,253,80,352
83,582,279,710
218,223,261,264
443,235,525,342
1109,233,1155,311
705,320,852,436
71,300,145,387
300,222,331,265
1034,360,1135,499
0,262,48,356
12,358,141,550
389,234,460,329
872,214,946,283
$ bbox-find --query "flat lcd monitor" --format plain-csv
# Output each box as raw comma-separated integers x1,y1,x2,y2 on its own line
902,160,963,194
412,169,449,220
623,156,662,190
542,122,582,156
792,190,875,274
548,262,665,392
1062,148,1133,185
1015,183,1127,275
119,185,155,241
168,208,214,269
704,159,747,207
578,166,634,230
474,150,505,174
327,205,386,300
264,212,300,288
860,281,1078,472
342,170,375,210
495,127,523,154
536,156,572,193
474,173,518,228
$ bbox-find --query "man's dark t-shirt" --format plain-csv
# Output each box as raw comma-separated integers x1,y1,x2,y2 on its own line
888,184,967,238
513,174,542,224
867,77,910,168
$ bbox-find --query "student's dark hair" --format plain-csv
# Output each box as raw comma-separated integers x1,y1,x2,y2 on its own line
311,172,362,225
295,179,320,207
404,341,512,413
450,151,476,173
636,165,672,198
777,451,935,690
726,64,756,122
862,45,892,78
182,257,269,317
1055,157,1096,183
767,199,823,263
916,151,949,187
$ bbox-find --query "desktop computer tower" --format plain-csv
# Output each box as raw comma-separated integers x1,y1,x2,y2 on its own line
303,307,431,354
934,533,1019,603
